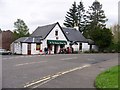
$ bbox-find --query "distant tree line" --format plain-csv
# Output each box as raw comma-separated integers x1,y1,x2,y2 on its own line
64,0,118,52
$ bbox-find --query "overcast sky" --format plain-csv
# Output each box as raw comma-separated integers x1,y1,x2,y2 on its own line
0,0,119,33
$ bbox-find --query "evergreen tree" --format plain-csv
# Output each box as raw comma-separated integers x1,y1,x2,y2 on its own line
84,0,108,38
87,0,108,29
13,19,30,39
63,2,78,27
77,1,85,32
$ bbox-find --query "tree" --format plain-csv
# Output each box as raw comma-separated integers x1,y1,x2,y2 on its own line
63,2,78,27
91,27,113,51
111,24,120,43
13,19,30,39
77,1,85,32
87,0,107,28
83,0,108,38
109,24,120,52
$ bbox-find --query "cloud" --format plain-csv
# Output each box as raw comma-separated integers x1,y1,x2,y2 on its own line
0,0,119,33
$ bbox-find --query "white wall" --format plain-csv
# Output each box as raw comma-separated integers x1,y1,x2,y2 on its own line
92,45,98,51
82,43,98,52
14,42,22,54
46,24,67,41
82,43,90,52
31,43,40,54
41,24,68,54
72,44,79,51
42,40,47,51
65,41,70,48
22,43,27,55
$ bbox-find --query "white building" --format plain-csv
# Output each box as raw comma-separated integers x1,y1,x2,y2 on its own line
11,22,98,55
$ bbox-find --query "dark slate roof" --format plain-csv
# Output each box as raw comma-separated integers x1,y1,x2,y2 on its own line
31,23,57,39
14,37,41,43
14,37,27,42
87,39,95,45
62,27,88,42
30,22,88,43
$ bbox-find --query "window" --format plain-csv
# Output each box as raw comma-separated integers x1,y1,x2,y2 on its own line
55,30,58,36
56,37,58,40
36,43,41,50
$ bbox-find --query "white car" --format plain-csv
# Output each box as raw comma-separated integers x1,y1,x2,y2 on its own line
0,49,12,55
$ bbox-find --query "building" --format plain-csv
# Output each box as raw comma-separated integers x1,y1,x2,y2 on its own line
0,30,14,50
11,22,97,55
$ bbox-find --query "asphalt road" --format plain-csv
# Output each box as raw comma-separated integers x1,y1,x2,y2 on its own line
2,53,118,88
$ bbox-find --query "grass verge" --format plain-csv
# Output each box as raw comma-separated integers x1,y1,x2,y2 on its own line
95,65,119,89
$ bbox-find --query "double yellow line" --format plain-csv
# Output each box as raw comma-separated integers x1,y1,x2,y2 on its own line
23,64,91,88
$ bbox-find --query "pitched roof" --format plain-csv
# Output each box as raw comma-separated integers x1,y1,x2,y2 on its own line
30,22,87,43
62,27,87,42
14,37,41,43
14,37,27,42
87,39,95,45
31,23,57,39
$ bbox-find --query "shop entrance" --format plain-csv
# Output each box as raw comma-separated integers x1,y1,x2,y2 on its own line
47,40,67,54
54,45,58,54
27,43,31,55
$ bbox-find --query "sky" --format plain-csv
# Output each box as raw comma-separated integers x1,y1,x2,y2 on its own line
0,0,119,33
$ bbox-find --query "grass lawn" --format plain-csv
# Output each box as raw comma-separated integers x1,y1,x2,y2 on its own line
95,65,119,89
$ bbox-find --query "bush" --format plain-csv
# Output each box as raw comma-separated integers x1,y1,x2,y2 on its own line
83,51,90,53
105,42,120,53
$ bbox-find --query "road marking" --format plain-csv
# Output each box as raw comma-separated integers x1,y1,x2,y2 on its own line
2,55,57,60
15,61,47,66
60,57,78,60
23,64,91,88
87,58,95,61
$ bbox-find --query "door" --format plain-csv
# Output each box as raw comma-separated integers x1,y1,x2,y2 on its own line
27,43,31,55
54,45,58,54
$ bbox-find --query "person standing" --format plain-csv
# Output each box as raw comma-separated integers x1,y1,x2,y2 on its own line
44,47,47,55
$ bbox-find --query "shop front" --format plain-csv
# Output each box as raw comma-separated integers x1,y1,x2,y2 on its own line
47,40,67,54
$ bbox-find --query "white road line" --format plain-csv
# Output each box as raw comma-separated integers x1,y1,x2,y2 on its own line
2,55,57,60
87,58,95,61
2,56,37,60
32,78,54,88
60,57,78,60
23,64,91,88
15,61,47,66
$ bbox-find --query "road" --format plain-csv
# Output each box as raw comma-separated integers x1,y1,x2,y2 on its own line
2,53,118,88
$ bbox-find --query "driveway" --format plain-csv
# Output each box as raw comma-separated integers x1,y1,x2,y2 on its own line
2,53,118,88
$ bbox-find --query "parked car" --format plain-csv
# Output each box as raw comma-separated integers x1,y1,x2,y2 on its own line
0,49,12,55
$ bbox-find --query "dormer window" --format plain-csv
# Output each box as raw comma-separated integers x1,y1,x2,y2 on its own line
55,30,58,36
